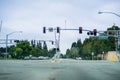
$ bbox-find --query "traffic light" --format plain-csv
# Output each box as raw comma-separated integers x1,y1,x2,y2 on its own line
48,27,53,32
51,41,54,45
53,48,60,51
57,27,60,33
14,40,19,43
87,31,93,35
43,27,46,33
93,29,97,36
79,27,82,34
57,48,60,51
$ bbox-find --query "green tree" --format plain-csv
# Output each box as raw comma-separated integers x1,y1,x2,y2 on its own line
9,45,16,58
42,41,48,56
0,47,6,58
65,49,71,58
43,41,48,50
107,25,119,30
15,47,23,59
31,40,36,48
71,42,77,48
37,41,42,49
70,47,79,58
48,48,56,58
8,40,50,59
15,40,32,58
76,39,82,56
30,48,40,57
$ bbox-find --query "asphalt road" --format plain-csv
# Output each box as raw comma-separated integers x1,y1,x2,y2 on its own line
0,59,120,80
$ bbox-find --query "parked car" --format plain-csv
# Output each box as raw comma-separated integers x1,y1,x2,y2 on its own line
24,56,30,60
38,56,49,60
31,57,38,60
24,56,38,60
76,57,82,60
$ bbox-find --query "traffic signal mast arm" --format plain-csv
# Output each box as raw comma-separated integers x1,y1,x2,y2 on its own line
44,27,92,32
60,28,91,31
43,26,106,36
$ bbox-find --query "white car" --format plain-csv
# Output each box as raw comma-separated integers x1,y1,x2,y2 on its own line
38,56,49,60
24,56,30,60
76,57,82,60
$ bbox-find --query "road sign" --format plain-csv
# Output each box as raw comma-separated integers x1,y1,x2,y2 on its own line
99,36,108,40
48,27,53,32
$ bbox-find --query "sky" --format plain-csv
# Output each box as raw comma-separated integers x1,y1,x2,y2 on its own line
0,0,120,54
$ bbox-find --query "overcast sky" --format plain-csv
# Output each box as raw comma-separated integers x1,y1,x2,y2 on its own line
0,0,120,54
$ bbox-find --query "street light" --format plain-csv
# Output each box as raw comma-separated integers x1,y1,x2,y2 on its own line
98,11,120,55
98,11,120,17
5,31,22,59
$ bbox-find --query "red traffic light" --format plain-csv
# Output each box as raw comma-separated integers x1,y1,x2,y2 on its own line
93,29,97,36
79,27,82,34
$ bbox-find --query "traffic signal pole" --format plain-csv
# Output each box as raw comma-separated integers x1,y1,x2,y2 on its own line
43,27,61,59
43,27,98,59
53,28,61,59
42,26,120,61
